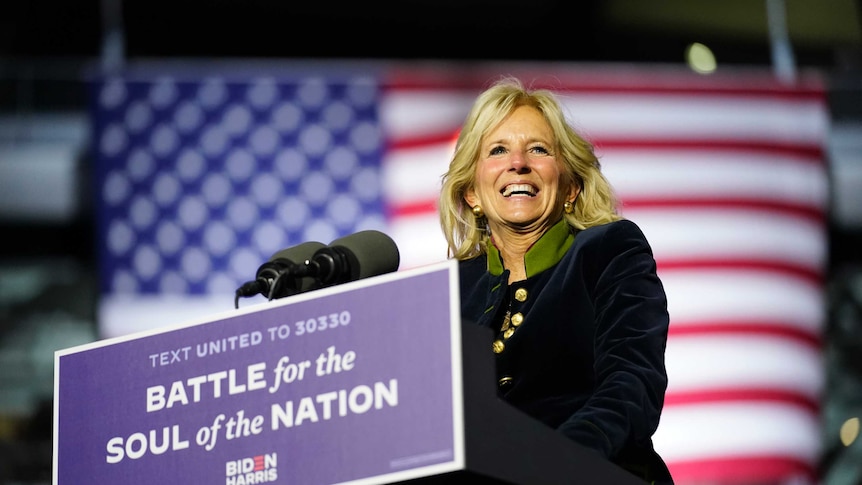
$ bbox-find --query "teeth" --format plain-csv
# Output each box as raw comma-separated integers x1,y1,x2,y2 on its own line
502,184,536,197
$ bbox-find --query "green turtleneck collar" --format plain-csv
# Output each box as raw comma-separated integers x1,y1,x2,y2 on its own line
487,219,575,277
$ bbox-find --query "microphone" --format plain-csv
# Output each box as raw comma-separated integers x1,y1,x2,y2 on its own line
234,241,326,306
301,230,400,289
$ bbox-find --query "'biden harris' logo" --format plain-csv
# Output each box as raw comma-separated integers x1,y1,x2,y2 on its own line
225,452,277,484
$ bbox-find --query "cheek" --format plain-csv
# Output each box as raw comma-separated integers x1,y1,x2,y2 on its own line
546,165,569,187
475,160,502,184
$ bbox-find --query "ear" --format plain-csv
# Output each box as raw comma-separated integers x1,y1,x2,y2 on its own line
464,188,478,208
567,184,580,204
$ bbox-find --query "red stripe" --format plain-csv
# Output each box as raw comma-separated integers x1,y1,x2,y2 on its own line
621,197,826,224
664,388,820,414
668,455,816,484
668,321,821,348
387,130,458,151
656,258,824,285
552,84,825,101
593,138,825,160
387,200,438,217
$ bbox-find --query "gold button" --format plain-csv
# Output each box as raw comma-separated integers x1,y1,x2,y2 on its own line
511,312,524,327
515,288,528,302
503,327,515,339
492,340,505,353
498,376,513,387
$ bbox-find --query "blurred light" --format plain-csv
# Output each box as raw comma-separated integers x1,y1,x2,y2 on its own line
840,417,859,446
685,42,717,75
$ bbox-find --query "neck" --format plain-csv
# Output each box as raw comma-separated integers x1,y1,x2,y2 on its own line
490,230,540,284
486,217,573,284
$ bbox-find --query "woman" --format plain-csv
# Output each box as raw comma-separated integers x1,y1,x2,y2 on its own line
439,76,673,484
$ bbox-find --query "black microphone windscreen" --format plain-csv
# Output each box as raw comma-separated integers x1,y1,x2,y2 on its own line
327,230,400,280
269,241,326,263
237,240,328,304
261,240,327,298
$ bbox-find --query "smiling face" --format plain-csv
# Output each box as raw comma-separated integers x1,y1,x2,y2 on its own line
465,105,579,238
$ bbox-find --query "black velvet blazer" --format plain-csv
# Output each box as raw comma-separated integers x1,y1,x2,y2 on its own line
459,218,673,484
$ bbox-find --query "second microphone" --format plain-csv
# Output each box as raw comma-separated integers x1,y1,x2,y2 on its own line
241,230,401,302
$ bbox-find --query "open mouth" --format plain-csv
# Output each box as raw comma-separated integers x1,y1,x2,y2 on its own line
501,183,537,197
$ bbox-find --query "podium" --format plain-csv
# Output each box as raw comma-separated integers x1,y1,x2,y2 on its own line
54,260,644,485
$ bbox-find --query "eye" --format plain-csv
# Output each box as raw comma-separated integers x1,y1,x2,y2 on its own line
529,145,550,155
489,145,507,156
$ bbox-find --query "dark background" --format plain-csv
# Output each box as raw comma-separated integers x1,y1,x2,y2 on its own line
2,1,858,64
1,1,861,484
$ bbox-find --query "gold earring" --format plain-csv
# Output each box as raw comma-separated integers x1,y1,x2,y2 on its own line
472,205,484,218
564,201,573,214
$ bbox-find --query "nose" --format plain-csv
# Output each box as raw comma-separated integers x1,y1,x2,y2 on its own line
508,150,530,172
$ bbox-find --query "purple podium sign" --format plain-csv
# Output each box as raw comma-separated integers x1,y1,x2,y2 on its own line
54,260,464,485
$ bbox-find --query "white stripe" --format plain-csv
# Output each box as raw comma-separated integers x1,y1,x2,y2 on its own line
388,213,450,270
665,335,823,397
383,143,453,206
626,209,827,271
559,94,829,144
380,91,473,140
654,402,821,463
602,149,828,207
661,269,824,334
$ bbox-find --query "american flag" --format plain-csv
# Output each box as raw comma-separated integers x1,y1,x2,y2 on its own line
90,62,829,484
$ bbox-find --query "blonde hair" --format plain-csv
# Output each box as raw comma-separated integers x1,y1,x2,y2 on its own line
439,76,621,260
